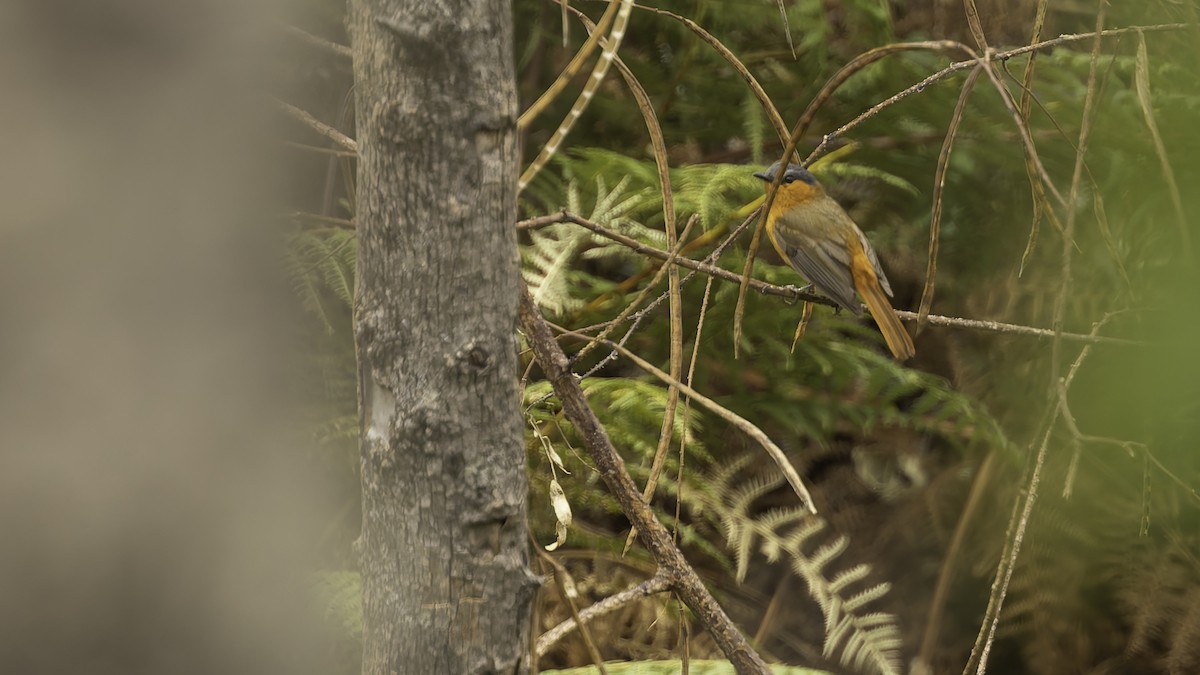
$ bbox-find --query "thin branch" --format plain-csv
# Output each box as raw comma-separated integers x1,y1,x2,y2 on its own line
284,141,358,157
519,0,633,191
963,0,989,51
800,23,1188,166
518,287,773,675
277,99,358,153
566,208,763,391
591,11,688,552
977,53,1066,207
283,25,353,59
964,420,1052,675
1050,6,1107,400
535,573,672,656
517,210,1148,347
1056,314,1199,502
918,65,982,332
554,8,693,545
1134,30,1195,262
916,452,997,670
1015,0,1055,273
968,8,1108,674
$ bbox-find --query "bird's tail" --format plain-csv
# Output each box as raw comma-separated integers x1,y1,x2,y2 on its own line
852,255,915,361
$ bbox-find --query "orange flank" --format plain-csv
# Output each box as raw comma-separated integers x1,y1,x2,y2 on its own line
848,238,915,361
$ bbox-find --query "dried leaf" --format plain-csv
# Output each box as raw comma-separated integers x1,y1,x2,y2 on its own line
545,478,573,551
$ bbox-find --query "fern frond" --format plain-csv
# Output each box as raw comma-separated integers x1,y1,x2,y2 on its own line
523,173,655,316
285,227,357,333
693,462,902,675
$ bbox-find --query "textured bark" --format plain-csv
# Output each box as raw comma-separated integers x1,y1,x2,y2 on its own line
347,1,535,673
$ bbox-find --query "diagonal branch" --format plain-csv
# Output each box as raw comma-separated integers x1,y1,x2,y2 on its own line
277,99,358,153
518,287,773,675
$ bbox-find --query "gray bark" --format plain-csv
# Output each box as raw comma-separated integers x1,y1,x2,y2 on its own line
347,1,535,673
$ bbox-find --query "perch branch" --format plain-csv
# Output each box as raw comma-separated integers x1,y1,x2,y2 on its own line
517,211,1146,347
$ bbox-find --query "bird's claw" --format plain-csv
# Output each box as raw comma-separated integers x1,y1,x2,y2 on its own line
781,284,813,306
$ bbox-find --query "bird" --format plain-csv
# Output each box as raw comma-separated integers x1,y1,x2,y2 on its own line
753,161,915,361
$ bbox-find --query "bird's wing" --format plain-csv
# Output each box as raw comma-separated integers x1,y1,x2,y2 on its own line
780,237,862,315
857,231,894,298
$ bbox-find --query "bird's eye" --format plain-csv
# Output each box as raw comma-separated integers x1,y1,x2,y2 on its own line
784,175,796,184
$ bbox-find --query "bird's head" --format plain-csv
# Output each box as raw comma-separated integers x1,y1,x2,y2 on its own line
753,161,818,186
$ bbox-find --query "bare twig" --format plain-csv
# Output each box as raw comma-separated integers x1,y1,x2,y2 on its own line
963,0,989,51
677,274,714,520
574,217,699,365
284,141,358,157
1134,30,1195,262
277,99,358,153
581,13,688,553
519,0,633,191
535,573,672,656
283,24,353,59
799,23,1189,167
1056,314,1199,502
977,54,1066,208
1016,0,1056,273
916,452,997,671
567,209,763,390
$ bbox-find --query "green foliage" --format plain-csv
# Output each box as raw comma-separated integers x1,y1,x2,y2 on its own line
285,227,356,334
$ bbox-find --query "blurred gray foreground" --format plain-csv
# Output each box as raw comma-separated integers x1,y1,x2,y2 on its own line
0,2,332,673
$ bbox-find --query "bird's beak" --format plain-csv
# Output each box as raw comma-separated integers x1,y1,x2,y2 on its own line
752,171,771,182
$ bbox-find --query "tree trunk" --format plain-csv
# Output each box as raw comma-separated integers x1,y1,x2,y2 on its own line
347,1,535,673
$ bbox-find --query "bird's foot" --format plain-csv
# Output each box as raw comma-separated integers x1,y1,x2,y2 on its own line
782,284,813,305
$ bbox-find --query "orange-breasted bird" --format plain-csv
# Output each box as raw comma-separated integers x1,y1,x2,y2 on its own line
754,161,915,360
